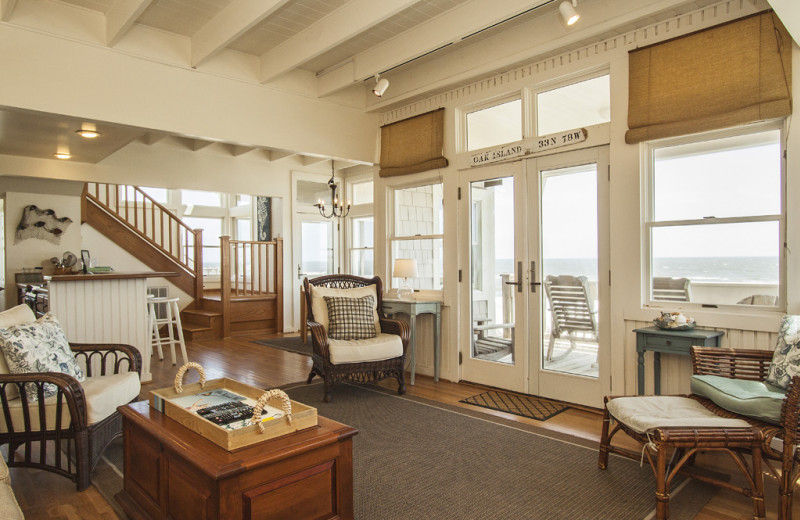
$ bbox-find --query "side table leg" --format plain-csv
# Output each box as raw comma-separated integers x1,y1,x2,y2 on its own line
654,352,662,395
637,350,645,395
434,309,441,383
409,313,417,386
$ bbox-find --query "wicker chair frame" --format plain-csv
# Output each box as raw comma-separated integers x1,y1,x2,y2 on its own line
689,346,800,520
303,275,409,402
599,395,765,520
0,343,141,491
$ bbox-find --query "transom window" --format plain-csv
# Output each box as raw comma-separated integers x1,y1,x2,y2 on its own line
536,74,610,136
645,125,784,308
466,98,522,151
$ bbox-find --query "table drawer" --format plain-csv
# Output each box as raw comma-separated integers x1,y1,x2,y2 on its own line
382,302,406,315
641,334,694,351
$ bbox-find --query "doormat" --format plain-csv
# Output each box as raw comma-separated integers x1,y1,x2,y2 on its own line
460,390,569,421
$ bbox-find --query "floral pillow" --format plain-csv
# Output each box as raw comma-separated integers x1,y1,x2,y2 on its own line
765,315,800,390
0,313,85,402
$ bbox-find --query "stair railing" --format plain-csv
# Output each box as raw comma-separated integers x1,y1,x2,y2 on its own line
220,236,284,337
83,183,203,300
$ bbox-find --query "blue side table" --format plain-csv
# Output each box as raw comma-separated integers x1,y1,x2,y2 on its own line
382,298,441,385
634,326,724,395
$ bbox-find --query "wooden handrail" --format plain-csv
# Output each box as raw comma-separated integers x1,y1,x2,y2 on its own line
84,184,203,300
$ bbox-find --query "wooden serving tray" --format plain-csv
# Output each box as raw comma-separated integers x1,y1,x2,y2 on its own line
150,371,317,452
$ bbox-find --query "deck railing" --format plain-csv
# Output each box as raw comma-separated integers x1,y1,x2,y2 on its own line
83,183,203,300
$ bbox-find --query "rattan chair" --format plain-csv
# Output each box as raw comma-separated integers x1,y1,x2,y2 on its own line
303,274,409,402
0,343,141,491
691,346,800,519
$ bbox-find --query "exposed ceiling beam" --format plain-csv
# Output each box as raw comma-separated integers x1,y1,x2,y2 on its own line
192,0,290,68
189,139,214,151
0,0,17,22
300,155,326,166
259,0,420,84
316,0,551,97
142,131,168,145
105,0,153,47
264,149,295,162
229,144,256,156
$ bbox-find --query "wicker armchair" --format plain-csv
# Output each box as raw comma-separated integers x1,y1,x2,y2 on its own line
0,342,141,491
303,275,409,402
690,346,800,519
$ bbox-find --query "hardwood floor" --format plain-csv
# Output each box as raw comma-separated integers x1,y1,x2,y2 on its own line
9,332,798,519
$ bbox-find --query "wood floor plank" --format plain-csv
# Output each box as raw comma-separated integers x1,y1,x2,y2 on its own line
8,332,798,519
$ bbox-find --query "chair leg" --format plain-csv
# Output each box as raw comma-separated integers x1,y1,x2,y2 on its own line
546,333,556,361
75,430,91,491
323,376,333,403
598,404,611,470
397,370,406,395
171,300,189,365
306,370,316,384
165,302,177,365
655,442,669,520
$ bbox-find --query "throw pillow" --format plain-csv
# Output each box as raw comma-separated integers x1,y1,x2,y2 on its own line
765,315,800,390
0,313,85,402
324,295,377,341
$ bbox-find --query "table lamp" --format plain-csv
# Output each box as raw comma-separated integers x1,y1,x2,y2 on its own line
393,258,418,300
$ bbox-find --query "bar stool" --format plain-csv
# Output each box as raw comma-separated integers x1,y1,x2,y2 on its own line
147,295,188,366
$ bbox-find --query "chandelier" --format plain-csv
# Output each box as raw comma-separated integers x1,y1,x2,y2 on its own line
315,161,350,218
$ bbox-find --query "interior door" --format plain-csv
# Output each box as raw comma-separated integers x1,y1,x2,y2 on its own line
527,147,609,407
292,172,339,330
459,162,529,393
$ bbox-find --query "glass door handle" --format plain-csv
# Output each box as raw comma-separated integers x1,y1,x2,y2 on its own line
504,261,523,293
297,265,307,280
529,261,542,292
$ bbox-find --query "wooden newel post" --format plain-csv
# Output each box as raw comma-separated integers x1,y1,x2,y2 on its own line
275,238,283,333
220,236,232,337
193,228,204,305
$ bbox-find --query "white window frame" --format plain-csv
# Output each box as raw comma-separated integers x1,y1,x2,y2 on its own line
642,121,786,311
532,70,610,138
345,174,374,277
387,179,445,294
458,93,525,154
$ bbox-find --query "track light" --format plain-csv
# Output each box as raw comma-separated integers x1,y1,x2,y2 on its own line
372,74,389,97
559,0,579,26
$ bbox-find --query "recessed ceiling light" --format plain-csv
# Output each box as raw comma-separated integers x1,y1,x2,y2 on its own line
76,129,101,138
54,152,71,159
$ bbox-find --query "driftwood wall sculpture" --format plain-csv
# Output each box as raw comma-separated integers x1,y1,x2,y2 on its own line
15,205,73,245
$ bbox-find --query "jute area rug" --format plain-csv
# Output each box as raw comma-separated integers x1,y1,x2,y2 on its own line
251,336,312,356
95,382,715,519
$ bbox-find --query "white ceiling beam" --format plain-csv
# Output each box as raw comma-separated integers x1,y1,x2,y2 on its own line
300,155,326,166
105,0,153,47
264,149,295,162
316,0,550,97
259,0,420,84
229,144,257,156
142,131,169,145
0,0,18,22
190,139,214,151
192,0,290,68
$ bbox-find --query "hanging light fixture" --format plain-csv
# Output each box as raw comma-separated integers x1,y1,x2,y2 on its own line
372,74,389,97
315,161,351,218
559,0,579,26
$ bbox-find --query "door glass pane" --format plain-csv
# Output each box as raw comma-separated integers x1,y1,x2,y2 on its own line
540,165,599,378
301,220,334,278
469,177,515,364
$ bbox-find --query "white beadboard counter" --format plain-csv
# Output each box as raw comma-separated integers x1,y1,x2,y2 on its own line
48,272,177,383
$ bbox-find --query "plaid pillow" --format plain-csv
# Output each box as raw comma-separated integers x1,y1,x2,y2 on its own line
324,295,377,340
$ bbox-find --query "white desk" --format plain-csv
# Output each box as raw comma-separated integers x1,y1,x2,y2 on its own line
382,298,441,385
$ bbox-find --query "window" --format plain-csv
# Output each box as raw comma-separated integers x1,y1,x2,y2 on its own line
235,218,251,241
182,217,223,275
390,183,444,291
350,217,374,277
466,98,522,151
119,186,168,204
537,75,610,136
182,190,222,207
645,126,783,308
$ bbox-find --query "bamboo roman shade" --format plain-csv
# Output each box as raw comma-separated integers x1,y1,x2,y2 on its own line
379,108,448,177
626,11,792,144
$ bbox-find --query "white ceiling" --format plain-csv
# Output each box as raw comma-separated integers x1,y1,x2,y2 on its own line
0,0,729,165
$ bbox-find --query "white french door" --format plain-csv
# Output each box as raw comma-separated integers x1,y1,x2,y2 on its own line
459,148,609,407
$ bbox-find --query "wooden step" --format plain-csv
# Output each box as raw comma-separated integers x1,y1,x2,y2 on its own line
181,323,220,341
181,308,222,327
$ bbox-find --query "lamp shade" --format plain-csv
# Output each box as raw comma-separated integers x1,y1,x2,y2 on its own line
393,258,418,279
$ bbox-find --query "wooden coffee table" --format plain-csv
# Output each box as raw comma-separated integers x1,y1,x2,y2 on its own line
115,401,357,520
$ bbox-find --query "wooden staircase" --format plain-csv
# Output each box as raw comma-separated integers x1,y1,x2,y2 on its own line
82,183,283,340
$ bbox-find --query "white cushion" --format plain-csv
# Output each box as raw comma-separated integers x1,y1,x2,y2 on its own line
310,285,381,334
0,456,8,485
0,305,36,400
606,396,750,434
328,333,403,364
0,371,140,433
0,482,23,520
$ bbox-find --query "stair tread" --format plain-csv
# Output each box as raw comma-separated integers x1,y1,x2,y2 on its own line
181,323,213,332
182,309,221,317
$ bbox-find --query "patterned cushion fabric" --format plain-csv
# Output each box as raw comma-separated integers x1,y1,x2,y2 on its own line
324,295,377,341
0,313,85,402
310,285,381,334
0,305,37,400
765,315,800,390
